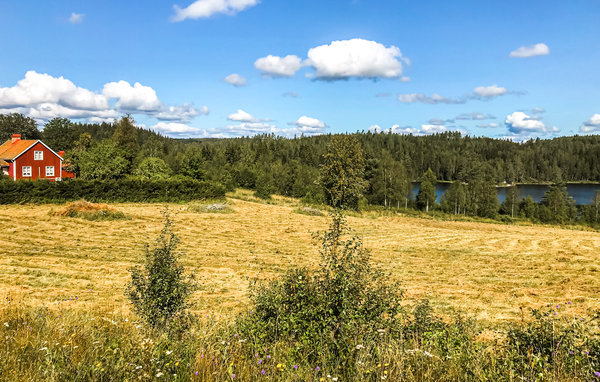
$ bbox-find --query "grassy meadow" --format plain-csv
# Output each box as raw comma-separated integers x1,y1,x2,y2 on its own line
2,190,600,381
1,190,599,322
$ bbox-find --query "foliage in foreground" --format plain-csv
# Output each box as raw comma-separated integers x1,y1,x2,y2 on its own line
237,211,402,368
126,211,197,330
2,298,600,381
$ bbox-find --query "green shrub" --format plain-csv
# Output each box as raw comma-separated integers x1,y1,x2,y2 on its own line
126,211,197,331
0,177,225,204
237,211,402,369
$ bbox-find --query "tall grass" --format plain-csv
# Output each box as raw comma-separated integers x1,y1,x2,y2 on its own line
2,298,600,381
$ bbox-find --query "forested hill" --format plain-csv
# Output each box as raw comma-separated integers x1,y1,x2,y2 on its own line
2,113,600,185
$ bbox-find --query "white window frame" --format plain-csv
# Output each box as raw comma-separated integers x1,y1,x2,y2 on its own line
34,151,43,160
22,166,32,177
45,166,55,177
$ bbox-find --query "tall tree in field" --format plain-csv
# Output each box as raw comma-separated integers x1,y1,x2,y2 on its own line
416,168,436,212
180,147,206,180
541,179,574,224
0,113,41,140
500,186,520,218
78,140,130,180
592,190,600,222
112,115,139,156
440,180,466,215
320,134,367,209
43,117,81,151
368,151,408,208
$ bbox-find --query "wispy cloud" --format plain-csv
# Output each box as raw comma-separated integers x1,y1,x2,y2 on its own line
223,73,247,87
69,12,84,24
509,43,550,58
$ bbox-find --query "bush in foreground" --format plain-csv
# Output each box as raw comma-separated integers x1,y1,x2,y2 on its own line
236,211,402,372
126,211,197,331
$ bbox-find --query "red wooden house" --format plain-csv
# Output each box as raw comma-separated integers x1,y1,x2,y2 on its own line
0,134,65,181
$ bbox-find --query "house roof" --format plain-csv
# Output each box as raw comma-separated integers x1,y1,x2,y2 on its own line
0,159,8,166
0,139,63,162
0,139,39,160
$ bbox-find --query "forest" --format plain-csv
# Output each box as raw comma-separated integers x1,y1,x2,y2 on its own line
1,113,599,226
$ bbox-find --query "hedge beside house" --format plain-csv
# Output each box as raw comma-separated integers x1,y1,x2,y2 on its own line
0,178,226,204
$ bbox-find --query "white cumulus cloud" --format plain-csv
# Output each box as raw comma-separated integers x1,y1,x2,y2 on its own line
155,104,209,122
505,111,558,137
254,55,304,78
306,38,406,80
102,81,162,112
171,0,259,21
473,85,507,98
224,73,247,87
227,109,258,123
580,114,600,133
286,116,328,136
69,12,84,24
0,71,108,111
421,124,447,134
0,71,208,125
151,122,205,135
509,43,550,58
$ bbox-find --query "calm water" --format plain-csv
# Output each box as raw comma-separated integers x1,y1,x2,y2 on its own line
411,183,600,205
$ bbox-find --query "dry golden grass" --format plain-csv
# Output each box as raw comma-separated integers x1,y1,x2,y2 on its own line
1,191,599,323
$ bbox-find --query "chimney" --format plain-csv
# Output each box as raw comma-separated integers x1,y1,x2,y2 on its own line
58,151,65,157
11,134,21,144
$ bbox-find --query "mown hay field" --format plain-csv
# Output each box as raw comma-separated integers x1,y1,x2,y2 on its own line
1,192,599,323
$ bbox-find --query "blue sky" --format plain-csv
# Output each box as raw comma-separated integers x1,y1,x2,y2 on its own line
0,0,599,139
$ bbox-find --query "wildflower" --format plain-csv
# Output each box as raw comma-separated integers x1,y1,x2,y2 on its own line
3,322,8,327
175,362,179,366
195,371,199,375
261,370,266,375
568,301,572,304
557,304,560,309
232,374,236,379
166,350,173,355
267,355,270,359
356,344,364,349
294,365,298,369
333,378,338,381
258,359,263,364
39,347,48,351
316,366,320,371
595,371,600,378
277,363,285,369
201,355,204,358
156,372,163,377
255,353,259,357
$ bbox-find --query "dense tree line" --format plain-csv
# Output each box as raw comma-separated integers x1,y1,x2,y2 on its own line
2,113,600,226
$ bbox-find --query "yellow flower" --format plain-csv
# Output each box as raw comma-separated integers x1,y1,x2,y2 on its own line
175,362,179,367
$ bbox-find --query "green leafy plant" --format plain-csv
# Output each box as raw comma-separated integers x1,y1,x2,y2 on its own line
238,211,402,367
126,210,197,331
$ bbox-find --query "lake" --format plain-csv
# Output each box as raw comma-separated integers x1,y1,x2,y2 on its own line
411,183,600,206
